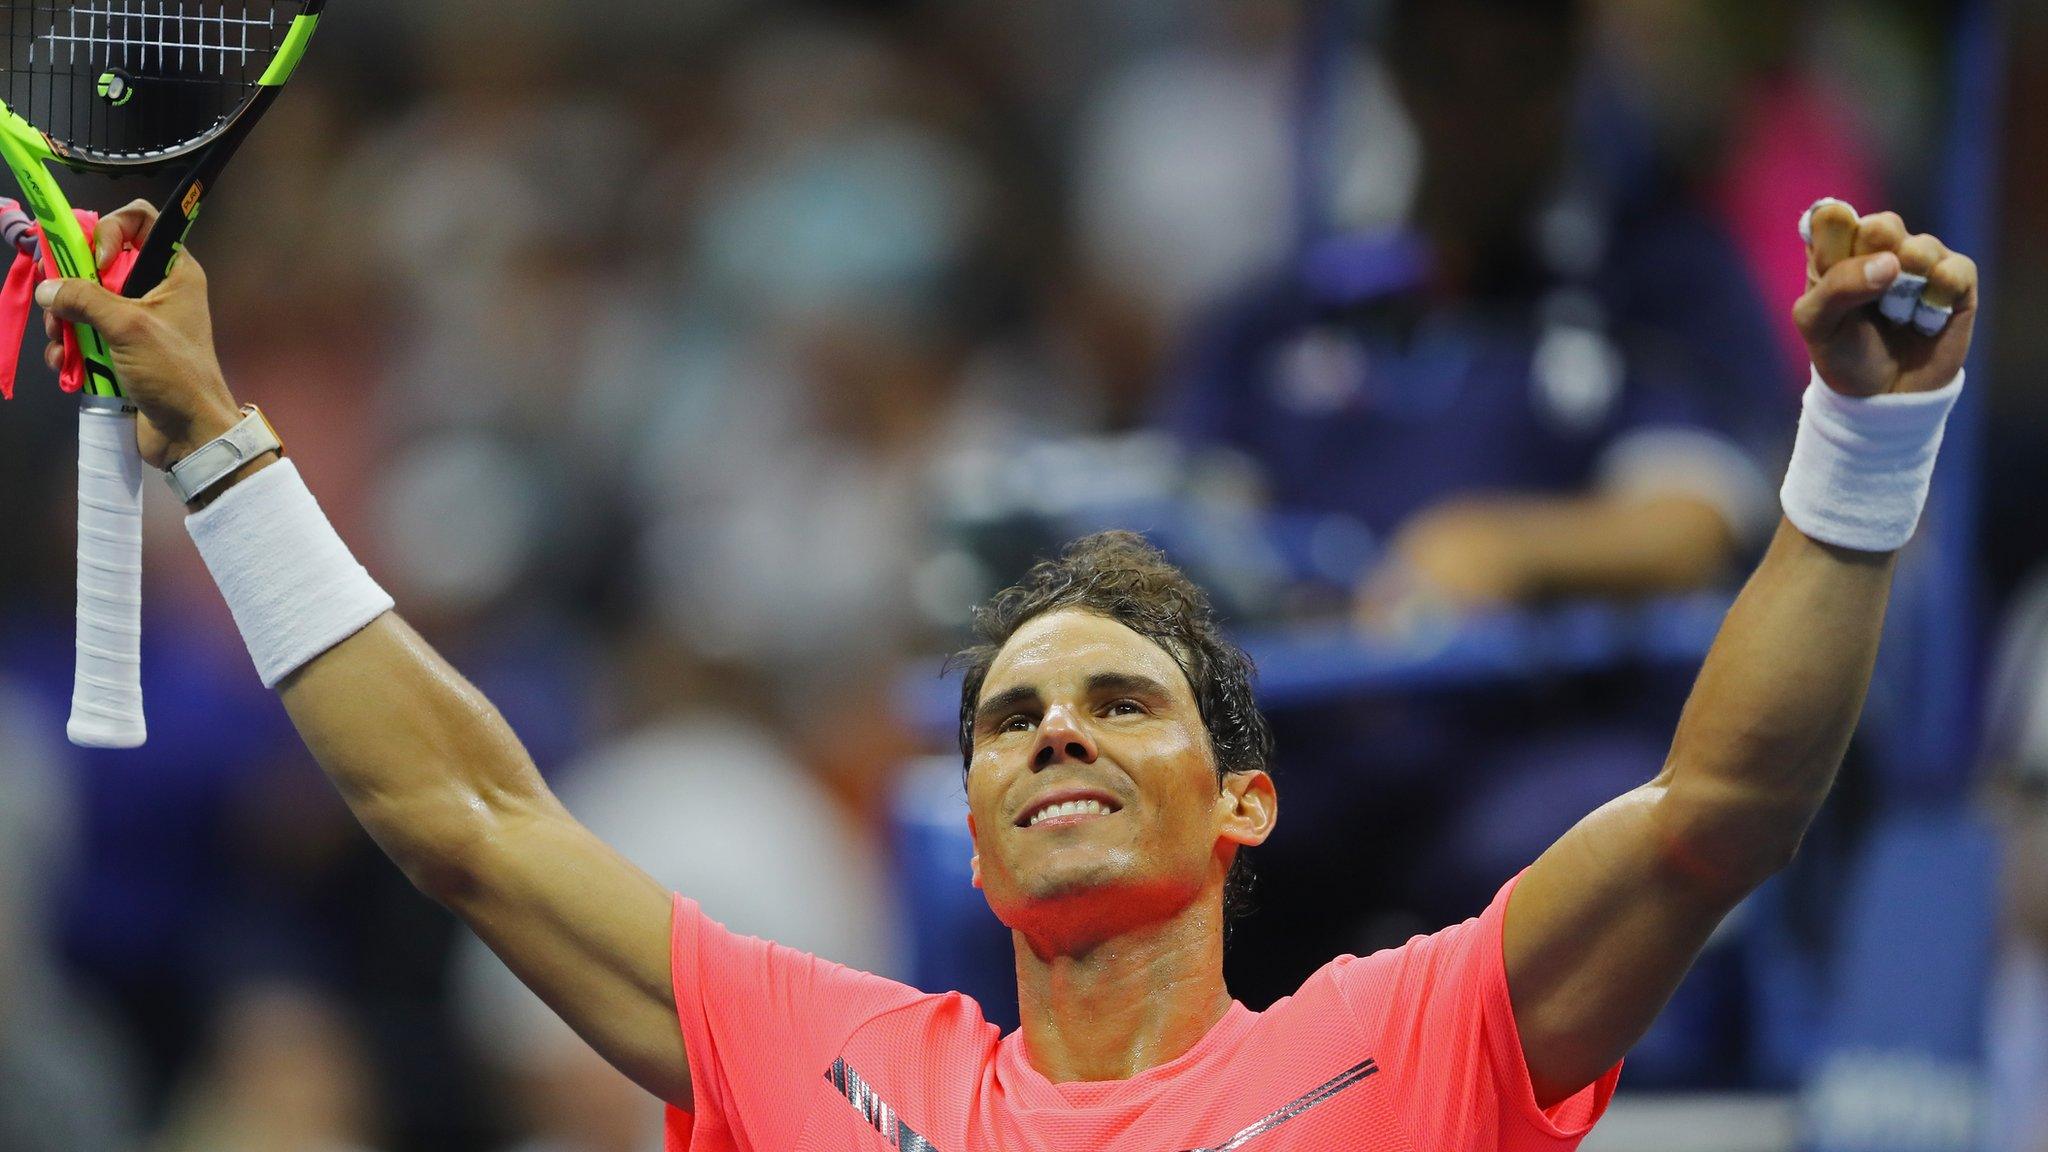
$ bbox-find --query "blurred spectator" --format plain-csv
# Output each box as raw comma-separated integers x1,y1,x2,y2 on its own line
0,680,141,1152
622,18,1070,698
371,429,603,772
1593,0,1888,387
1984,571,2048,1152
1072,0,1417,363
1173,0,1785,620
153,982,387,1152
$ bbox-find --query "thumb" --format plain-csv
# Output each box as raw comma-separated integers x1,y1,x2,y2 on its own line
34,277,140,341
1792,251,1900,341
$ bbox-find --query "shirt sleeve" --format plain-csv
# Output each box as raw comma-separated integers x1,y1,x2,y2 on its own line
665,894,930,1152
1330,873,1621,1152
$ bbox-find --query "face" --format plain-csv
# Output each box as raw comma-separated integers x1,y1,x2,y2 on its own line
965,609,1275,944
1394,2,1578,234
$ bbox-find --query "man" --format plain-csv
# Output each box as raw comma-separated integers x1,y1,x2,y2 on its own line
36,197,1976,1149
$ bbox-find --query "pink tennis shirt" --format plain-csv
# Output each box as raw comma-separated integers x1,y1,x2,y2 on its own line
664,874,1620,1151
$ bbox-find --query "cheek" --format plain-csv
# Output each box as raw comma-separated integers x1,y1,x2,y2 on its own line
1121,735,1222,841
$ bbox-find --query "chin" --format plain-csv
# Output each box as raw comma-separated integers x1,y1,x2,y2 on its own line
993,854,1198,935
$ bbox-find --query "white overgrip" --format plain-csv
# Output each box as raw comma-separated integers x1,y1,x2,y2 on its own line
69,400,145,748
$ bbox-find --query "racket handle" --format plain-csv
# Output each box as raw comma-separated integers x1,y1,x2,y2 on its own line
69,399,146,749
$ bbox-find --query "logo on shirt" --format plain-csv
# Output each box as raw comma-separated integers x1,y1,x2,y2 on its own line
827,1057,942,1152
823,1055,1380,1152
1180,1058,1379,1152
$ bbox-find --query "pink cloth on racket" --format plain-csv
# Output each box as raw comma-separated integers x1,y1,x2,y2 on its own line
663,871,1619,1152
0,208,139,399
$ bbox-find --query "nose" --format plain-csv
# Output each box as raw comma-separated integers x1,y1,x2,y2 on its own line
1032,705,1098,770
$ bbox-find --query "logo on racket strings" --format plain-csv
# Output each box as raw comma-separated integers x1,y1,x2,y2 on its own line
96,70,135,107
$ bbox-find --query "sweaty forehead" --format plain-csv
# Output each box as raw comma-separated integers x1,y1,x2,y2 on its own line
982,609,1195,703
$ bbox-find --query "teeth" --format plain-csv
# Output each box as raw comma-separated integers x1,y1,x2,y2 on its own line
1028,798,1110,826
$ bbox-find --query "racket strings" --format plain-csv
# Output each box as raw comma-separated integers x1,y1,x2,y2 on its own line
37,5,273,75
4,1,295,160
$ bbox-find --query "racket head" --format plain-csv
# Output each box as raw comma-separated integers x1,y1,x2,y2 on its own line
1,1,323,173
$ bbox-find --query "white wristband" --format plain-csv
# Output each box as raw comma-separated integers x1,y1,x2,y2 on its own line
1779,366,1964,553
186,459,394,688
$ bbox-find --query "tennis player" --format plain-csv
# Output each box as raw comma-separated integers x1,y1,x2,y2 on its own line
38,198,1976,1151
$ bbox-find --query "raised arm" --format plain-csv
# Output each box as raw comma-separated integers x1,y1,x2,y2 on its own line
37,203,692,1111
1501,201,1979,1105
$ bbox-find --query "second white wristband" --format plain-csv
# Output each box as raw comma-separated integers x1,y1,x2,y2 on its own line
1779,366,1964,553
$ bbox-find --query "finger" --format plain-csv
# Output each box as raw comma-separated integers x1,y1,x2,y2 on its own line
1896,233,1949,277
1923,252,1978,312
44,340,62,373
1851,211,1906,257
130,248,208,302
1793,250,1901,339
94,200,159,270
161,247,205,285
1869,231,1946,328
43,306,60,343
1807,200,1859,278
34,277,141,342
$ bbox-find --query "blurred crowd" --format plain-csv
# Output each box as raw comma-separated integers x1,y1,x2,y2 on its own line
1,1,2040,1151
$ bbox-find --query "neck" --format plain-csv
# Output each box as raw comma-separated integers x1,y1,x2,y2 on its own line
1011,891,1234,1083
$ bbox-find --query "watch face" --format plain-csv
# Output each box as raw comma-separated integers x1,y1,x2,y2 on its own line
256,412,284,454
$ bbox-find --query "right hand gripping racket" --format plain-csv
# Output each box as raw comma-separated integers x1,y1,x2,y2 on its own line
0,1,326,746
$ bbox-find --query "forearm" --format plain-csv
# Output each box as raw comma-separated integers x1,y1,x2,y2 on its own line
1387,492,1736,608
1656,517,1897,889
1511,492,1736,596
277,611,556,900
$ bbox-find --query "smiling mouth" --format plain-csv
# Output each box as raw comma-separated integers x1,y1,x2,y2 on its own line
1021,797,1121,828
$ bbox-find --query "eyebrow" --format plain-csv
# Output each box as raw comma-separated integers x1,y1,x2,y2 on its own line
972,672,1179,734
972,684,1040,734
1084,671,1176,703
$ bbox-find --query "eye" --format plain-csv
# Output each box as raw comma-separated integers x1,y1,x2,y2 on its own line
1104,699,1146,717
1000,714,1036,733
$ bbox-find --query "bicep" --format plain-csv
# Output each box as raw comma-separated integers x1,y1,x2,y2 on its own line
453,802,691,1111
1504,781,1742,1107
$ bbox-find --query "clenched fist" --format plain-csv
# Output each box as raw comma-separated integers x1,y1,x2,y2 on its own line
1795,201,1977,398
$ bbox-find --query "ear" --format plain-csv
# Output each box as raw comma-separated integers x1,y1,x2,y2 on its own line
967,812,983,889
1216,769,1277,849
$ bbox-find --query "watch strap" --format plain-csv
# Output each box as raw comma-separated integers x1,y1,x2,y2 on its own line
166,405,284,505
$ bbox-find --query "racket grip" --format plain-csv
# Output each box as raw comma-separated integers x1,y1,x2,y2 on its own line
69,400,146,748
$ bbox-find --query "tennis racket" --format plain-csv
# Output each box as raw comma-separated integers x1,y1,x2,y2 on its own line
0,0,325,747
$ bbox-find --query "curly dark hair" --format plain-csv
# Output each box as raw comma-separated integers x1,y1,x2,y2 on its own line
947,531,1274,924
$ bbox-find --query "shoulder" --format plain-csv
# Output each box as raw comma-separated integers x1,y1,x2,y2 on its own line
1318,913,1493,1008
1294,876,1523,1040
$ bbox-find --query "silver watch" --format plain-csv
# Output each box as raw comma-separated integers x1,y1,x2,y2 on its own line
166,404,284,506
